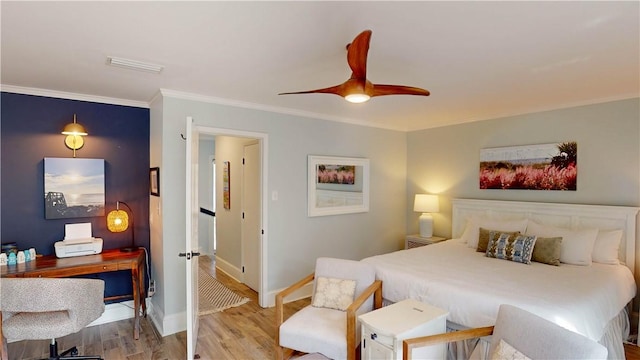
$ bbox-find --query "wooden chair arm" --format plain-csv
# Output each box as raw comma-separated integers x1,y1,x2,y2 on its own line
345,280,383,360
275,272,315,326
402,326,494,360
274,272,315,360
346,280,383,314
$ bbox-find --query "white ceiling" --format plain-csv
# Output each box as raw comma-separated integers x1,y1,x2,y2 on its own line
1,1,638,131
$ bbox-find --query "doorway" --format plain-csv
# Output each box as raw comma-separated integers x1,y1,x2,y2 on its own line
194,126,269,307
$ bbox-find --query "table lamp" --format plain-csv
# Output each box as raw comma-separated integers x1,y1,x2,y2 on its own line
107,201,137,252
413,194,439,238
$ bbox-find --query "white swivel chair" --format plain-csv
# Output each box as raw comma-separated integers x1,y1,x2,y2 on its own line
275,257,382,360
402,304,608,360
1,278,105,360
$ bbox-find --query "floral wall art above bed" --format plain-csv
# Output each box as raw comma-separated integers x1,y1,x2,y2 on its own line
479,142,577,190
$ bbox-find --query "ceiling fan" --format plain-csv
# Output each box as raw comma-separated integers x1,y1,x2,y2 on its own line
279,29,430,103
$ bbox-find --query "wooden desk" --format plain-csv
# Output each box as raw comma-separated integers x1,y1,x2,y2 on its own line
1,248,146,340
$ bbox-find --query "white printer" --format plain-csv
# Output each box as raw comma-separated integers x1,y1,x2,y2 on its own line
54,223,103,258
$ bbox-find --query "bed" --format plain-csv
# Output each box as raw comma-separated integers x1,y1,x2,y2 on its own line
361,199,639,359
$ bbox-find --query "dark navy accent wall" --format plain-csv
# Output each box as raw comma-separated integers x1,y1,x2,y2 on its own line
1,92,150,298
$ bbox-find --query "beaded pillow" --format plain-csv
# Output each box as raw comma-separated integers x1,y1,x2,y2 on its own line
486,233,537,265
477,228,520,253
311,276,357,311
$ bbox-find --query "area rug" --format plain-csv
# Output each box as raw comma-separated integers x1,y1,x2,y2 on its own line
198,269,250,316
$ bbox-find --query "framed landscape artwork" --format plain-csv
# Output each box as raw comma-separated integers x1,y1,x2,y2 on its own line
479,141,577,191
44,157,105,219
308,155,370,217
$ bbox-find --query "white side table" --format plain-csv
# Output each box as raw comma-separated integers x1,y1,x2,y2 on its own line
405,235,446,249
359,299,448,360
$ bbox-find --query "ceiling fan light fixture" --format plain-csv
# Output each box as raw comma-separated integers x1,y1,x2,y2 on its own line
345,93,370,103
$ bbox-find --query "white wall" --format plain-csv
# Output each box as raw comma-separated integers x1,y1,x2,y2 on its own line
215,136,252,271
198,138,215,255
150,92,407,333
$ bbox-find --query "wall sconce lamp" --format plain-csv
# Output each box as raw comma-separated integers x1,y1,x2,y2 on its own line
413,194,440,238
107,201,137,252
61,114,88,158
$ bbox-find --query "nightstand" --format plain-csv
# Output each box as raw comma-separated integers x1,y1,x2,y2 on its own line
359,299,448,360
405,235,446,249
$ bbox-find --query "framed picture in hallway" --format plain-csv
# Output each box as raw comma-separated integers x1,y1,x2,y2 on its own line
223,161,231,209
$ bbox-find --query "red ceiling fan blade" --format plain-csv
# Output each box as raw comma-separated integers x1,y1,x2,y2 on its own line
370,84,430,97
279,29,430,102
347,30,372,80
278,84,347,97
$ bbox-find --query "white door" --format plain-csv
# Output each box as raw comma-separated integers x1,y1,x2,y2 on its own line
241,141,260,291
184,116,200,359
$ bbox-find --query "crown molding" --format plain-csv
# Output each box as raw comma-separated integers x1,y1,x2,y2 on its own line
0,85,149,109
158,89,403,132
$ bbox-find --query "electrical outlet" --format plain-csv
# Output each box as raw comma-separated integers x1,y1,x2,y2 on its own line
148,280,156,296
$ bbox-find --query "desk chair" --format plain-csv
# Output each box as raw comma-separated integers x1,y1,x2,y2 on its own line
275,257,383,360
402,304,607,360
1,278,105,360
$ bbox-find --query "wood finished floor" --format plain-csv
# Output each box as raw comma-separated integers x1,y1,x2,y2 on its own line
5,255,640,359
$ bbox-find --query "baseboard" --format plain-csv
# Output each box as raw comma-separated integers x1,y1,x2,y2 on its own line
214,255,243,282
146,301,187,337
87,298,152,327
266,282,313,308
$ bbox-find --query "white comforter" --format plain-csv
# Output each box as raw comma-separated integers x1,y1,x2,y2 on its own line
361,239,636,341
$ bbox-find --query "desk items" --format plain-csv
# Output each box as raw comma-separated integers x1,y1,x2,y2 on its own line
7,252,16,265
0,247,36,267
54,222,103,258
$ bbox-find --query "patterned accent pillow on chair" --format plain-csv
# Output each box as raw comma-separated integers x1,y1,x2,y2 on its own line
311,277,357,311
486,233,537,264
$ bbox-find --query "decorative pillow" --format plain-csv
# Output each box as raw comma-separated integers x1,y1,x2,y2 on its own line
592,230,623,265
531,236,562,266
491,339,531,360
461,217,528,249
526,221,597,266
486,233,537,264
477,228,520,253
311,276,356,311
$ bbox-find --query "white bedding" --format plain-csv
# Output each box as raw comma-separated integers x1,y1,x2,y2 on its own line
361,238,636,342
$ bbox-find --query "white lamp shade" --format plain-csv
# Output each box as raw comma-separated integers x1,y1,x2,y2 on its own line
414,194,439,238
413,194,439,213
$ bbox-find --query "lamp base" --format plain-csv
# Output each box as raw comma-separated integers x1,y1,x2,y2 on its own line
419,213,434,238
119,246,139,253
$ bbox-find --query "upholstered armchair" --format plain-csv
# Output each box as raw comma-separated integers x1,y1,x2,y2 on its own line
402,304,608,360
275,257,382,360
1,278,105,360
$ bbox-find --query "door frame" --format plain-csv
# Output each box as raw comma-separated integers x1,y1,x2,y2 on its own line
195,125,269,307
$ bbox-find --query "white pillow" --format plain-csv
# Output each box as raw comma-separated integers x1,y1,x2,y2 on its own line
311,276,356,311
592,229,623,265
491,339,531,360
526,221,598,266
461,216,528,249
